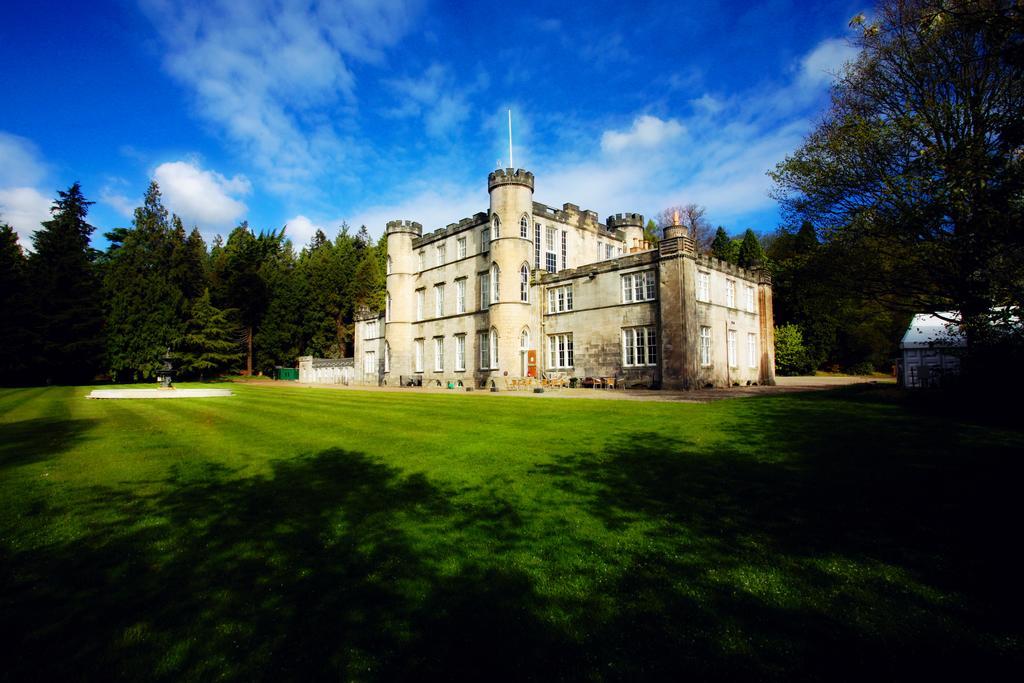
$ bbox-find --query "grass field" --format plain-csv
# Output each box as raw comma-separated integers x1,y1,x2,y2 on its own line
1,383,1021,680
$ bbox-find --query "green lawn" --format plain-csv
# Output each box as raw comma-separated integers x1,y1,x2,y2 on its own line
1,383,1020,680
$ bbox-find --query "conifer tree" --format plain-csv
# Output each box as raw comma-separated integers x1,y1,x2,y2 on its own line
104,181,184,381
26,183,104,383
710,227,738,263
176,289,242,379
0,223,32,383
737,229,765,268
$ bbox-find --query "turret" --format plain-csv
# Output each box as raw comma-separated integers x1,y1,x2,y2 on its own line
384,220,422,380
486,169,535,379
607,213,648,253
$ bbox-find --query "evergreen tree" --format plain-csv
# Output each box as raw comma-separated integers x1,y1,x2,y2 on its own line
351,245,385,313
176,290,242,379
0,223,32,383
26,183,104,383
643,219,660,245
169,217,208,303
104,181,184,381
774,323,813,376
710,227,738,263
737,229,765,268
254,240,305,373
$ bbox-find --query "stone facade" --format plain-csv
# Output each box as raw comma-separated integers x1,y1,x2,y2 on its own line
352,168,775,389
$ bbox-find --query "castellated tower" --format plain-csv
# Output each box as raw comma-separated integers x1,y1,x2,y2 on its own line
607,213,645,253
384,219,422,379
486,168,535,380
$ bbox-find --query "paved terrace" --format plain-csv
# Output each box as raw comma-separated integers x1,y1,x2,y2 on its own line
241,375,891,403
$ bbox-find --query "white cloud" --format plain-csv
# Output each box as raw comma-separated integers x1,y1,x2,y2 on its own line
384,62,479,138
281,214,326,248
153,160,250,228
348,183,486,238
0,187,52,247
100,186,138,219
799,37,858,89
138,0,423,193
600,115,686,154
0,132,52,246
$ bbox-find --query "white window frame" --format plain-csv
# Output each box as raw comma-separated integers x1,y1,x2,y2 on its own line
415,288,424,320
437,243,446,267
385,293,391,322
364,350,376,374
547,333,574,369
492,215,500,239
434,337,444,372
697,272,710,302
479,273,490,310
365,319,378,339
561,230,567,270
386,256,392,275
434,283,444,317
482,227,490,251
748,332,758,369
728,329,737,368
547,285,573,313
490,263,500,303
455,334,466,372
457,237,467,259
520,264,529,302
726,279,736,308
414,339,424,373
622,271,655,303
384,342,390,373
479,331,490,369
456,278,466,313
700,326,712,366
490,328,499,368
745,285,756,312
545,227,557,273
520,214,529,238
534,224,541,269
418,251,425,271
622,326,657,367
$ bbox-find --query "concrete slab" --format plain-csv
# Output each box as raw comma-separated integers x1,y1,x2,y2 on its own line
87,389,233,399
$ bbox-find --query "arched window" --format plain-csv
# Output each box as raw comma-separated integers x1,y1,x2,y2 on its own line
520,328,530,350
520,263,529,302
385,293,391,322
490,327,499,368
520,214,529,238
492,214,500,239
384,342,390,373
490,263,500,303
386,255,392,275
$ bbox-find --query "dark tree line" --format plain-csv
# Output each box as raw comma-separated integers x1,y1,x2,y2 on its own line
0,181,385,385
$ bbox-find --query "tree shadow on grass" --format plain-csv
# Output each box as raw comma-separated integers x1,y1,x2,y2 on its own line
0,417,98,470
533,388,1024,679
1,448,584,681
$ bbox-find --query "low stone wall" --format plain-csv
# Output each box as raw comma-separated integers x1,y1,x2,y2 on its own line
297,356,355,385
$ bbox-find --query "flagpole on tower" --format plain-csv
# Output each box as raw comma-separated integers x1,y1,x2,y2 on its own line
508,108,513,169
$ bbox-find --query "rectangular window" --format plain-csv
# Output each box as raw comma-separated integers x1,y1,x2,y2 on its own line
534,224,541,269
622,272,656,303
746,285,756,312
547,285,573,313
605,244,614,260
748,333,758,369
728,329,737,367
434,284,444,317
418,251,425,271
597,241,603,260
561,230,567,270
437,243,446,266
697,272,710,302
623,326,657,366
545,252,557,273
414,339,424,373
365,319,378,339
547,333,574,369
479,331,490,369
700,326,712,366
455,334,466,371
482,227,490,251
726,280,736,308
457,237,467,259
480,273,490,310
415,289,424,320
456,278,466,313
434,337,444,372
364,350,376,374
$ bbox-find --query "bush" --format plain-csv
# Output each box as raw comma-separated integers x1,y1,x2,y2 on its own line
847,361,876,376
775,323,813,375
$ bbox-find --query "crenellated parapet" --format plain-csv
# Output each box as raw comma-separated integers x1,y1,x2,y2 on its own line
386,220,422,236
606,213,644,229
488,168,535,192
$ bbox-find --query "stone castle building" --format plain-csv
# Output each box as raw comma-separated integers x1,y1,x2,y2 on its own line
352,168,775,390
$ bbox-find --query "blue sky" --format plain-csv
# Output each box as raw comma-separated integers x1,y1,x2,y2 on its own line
0,0,862,249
